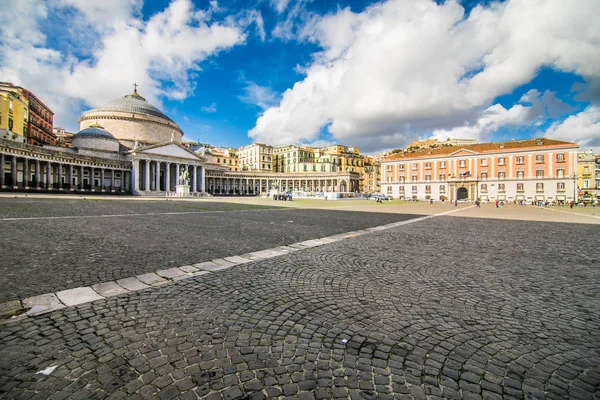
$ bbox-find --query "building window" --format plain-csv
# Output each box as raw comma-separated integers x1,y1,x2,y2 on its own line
536,169,544,178
399,164,405,171
439,174,445,181
459,160,466,168
481,184,488,193
412,185,418,193
387,186,392,194
425,162,431,170
439,185,445,193
9,99,13,112
498,157,505,166
399,186,405,193
439,161,446,169
481,159,488,166
517,170,524,179
584,179,590,188
412,163,418,170
556,168,565,178
557,182,565,192
536,155,545,163
516,156,524,165
425,185,431,193
425,174,431,182
412,175,417,182
498,171,505,179
498,183,505,192
387,165,392,171
536,183,544,192
481,172,488,179
556,153,565,162
400,177,405,183
517,183,524,192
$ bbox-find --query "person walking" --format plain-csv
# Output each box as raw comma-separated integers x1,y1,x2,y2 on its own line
495,200,499,208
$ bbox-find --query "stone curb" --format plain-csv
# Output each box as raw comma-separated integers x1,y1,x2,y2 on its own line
0,207,471,321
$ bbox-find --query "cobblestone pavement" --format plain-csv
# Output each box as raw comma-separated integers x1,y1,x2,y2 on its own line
0,198,421,302
1,215,598,399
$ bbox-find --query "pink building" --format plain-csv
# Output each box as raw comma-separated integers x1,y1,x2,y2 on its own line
381,139,579,203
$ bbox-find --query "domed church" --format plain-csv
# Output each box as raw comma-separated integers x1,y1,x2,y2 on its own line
79,87,183,148
0,86,207,196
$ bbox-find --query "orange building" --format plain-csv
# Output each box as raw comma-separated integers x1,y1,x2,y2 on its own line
21,88,56,146
382,139,579,203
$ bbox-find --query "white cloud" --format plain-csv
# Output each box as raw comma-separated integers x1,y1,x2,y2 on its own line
250,0,600,152
0,0,246,131
201,103,217,113
239,82,279,110
431,89,571,141
271,0,291,14
545,106,600,153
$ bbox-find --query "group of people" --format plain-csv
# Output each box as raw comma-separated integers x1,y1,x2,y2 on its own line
273,193,292,201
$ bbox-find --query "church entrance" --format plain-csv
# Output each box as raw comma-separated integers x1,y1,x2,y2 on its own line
457,187,468,200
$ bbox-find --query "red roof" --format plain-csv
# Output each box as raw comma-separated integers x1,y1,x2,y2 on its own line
384,138,578,161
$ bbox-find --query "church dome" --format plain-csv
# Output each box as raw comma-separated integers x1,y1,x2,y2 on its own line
72,123,120,152
84,91,174,123
78,87,184,146
75,124,117,140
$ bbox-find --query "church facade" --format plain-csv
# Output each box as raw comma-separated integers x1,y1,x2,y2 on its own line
0,89,207,196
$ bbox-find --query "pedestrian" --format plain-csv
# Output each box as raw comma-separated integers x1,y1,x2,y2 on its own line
495,200,499,208
570,201,574,209
454,200,457,207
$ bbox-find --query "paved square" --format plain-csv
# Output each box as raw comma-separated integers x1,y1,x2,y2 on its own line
0,198,598,400
0,198,421,302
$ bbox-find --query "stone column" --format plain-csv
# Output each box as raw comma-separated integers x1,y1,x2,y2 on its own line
90,167,95,191
165,163,170,191
34,159,40,188
111,169,115,191
200,166,205,192
57,163,63,189
46,162,52,189
175,164,180,188
23,158,29,188
11,156,17,188
155,161,160,191
68,164,73,190
144,160,150,191
191,166,197,192
100,168,105,192
0,153,4,187
123,170,129,192
79,165,84,190
131,160,140,193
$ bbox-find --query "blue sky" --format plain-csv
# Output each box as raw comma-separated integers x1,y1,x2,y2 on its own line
1,0,599,154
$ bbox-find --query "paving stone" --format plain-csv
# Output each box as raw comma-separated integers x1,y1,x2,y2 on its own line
116,278,149,291
193,262,228,271
136,273,168,286
0,203,598,400
91,282,130,297
155,268,189,280
55,287,104,306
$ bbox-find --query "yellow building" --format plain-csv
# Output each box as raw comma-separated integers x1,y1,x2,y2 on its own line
577,150,596,202
0,82,28,143
238,143,273,172
362,155,381,193
195,146,239,171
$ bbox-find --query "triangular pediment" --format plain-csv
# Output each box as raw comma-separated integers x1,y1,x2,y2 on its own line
449,148,479,157
138,143,203,161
